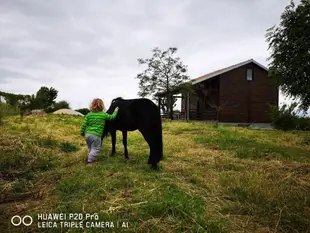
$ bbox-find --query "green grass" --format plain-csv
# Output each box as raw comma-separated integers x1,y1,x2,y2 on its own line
194,127,310,161
0,115,310,233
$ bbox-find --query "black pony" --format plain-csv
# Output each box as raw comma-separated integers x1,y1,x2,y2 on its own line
102,97,163,169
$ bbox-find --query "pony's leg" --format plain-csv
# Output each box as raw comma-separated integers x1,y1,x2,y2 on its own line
122,130,129,159
141,132,159,170
111,130,116,156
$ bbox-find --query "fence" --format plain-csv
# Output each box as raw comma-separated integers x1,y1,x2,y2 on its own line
180,110,217,121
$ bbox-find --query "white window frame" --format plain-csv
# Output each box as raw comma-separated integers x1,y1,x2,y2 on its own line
246,68,253,81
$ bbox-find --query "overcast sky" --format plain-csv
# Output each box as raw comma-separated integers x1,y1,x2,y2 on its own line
0,0,300,110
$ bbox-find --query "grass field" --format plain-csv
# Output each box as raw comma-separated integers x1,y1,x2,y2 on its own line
1,114,310,233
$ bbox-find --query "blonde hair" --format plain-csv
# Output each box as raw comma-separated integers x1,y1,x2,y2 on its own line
90,98,104,112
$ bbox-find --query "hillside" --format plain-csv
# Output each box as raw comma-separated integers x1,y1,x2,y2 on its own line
1,115,310,233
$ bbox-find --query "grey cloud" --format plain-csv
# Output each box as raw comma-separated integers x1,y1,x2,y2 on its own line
0,0,68,19
0,68,34,83
0,0,299,109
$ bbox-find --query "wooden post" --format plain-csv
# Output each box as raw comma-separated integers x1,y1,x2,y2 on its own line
186,94,190,121
170,93,174,120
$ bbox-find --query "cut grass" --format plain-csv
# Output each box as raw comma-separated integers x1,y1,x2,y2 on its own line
194,127,310,161
0,115,309,233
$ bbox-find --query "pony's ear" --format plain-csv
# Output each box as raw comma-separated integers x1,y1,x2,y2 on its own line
112,97,123,103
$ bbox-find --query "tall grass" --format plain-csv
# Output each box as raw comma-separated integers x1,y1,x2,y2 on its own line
0,102,20,117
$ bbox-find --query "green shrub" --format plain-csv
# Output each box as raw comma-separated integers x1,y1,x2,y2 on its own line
75,108,90,115
269,103,310,131
269,103,297,130
44,101,70,113
296,117,310,131
45,106,54,113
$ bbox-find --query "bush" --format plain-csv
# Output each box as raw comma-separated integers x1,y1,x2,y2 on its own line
269,103,310,131
54,101,70,111
45,106,54,113
44,101,70,113
75,108,90,115
296,117,310,131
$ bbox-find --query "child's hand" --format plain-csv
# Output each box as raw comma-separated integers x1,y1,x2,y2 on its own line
114,107,119,112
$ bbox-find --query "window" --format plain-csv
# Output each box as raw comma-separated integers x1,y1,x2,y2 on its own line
247,68,253,81
197,100,200,112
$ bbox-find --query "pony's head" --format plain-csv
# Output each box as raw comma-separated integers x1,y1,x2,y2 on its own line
101,97,123,139
106,97,123,113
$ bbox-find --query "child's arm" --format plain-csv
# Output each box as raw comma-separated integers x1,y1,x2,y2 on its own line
80,114,89,135
104,107,119,120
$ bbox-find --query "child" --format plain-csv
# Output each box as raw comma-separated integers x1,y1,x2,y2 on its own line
80,98,119,166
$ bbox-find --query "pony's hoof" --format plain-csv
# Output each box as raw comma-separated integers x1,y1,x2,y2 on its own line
151,164,159,170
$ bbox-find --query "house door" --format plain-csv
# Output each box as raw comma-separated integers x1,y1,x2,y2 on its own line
197,99,201,119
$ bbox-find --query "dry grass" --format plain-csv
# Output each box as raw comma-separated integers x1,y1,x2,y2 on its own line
0,115,310,233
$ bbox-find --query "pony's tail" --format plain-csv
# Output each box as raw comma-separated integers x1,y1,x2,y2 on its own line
157,107,164,162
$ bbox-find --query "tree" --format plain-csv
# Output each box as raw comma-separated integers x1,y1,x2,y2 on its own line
207,98,231,128
54,101,70,110
0,87,58,116
136,47,190,119
266,0,310,111
34,87,58,110
19,95,35,117
155,97,178,115
0,91,20,107
45,100,71,113
0,91,33,116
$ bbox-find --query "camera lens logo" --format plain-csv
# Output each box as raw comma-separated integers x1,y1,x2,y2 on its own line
11,215,33,226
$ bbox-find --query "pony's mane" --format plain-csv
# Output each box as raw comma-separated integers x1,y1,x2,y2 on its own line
110,97,124,106
103,97,124,138
112,97,123,102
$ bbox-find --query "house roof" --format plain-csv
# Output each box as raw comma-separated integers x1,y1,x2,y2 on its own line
192,59,268,85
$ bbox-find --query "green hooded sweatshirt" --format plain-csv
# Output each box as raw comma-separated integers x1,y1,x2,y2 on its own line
80,111,118,137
